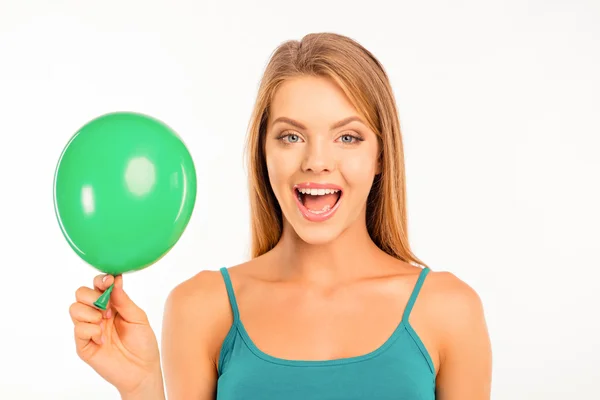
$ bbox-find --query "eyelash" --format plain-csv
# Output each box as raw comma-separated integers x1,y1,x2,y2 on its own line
276,131,364,145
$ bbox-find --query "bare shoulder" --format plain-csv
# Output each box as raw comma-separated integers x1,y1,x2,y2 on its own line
164,269,228,318
424,270,484,312
162,261,260,353
160,268,235,399
422,270,487,334
422,269,492,397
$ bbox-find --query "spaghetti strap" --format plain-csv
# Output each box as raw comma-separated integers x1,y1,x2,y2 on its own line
216,266,437,397
402,267,430,323
219,267,240,322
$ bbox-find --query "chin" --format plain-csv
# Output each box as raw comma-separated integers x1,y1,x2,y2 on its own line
291,223,346,246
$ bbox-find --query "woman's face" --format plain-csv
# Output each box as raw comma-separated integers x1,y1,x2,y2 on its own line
264,75,381,245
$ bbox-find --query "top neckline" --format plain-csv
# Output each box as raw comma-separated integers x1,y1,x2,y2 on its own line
232,314,410,367
219,266,432,368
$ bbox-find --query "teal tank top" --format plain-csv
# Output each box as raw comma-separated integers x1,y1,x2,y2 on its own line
216,267,435,399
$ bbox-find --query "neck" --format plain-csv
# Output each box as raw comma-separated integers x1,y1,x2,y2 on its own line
272,216,382,285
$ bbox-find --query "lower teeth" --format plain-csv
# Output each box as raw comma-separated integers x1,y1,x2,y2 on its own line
307,204,331,214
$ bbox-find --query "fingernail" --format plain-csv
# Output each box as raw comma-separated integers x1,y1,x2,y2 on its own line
102,275,108,283
105,308,112,319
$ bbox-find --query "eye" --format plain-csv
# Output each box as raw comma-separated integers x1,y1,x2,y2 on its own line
285,133,301,143
337,133,363,144
277,132,305,144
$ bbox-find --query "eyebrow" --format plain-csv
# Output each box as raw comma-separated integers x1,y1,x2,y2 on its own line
270,116,365,130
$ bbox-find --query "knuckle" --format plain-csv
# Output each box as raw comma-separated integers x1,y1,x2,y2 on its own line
138,308,149,322
75,286,88,300
68,302,78,318
73,323,85,337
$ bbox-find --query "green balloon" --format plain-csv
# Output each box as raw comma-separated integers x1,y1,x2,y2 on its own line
53,111,197,308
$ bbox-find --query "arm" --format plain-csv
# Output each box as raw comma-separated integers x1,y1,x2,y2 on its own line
161,270,233,400
434,273,492,399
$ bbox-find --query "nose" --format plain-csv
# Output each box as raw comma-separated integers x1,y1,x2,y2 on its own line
301,140,335,174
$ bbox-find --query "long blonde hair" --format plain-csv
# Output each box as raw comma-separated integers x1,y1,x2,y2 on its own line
245,32,428,268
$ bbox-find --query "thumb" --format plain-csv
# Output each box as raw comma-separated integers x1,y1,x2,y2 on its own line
109,275,148,324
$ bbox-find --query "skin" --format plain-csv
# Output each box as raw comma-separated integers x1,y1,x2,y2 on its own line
162,76,492,398
70,75,492,400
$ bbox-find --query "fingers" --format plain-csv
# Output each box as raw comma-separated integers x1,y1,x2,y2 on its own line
74,321,103,347
72,274,147,327
70,275,115,354
74,285,103,308
69,302,103,325
94,273,114,292
74,281,112,320
93,274,114,315
70,292,105,350
109,275,148,324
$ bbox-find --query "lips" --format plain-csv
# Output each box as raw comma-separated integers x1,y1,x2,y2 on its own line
293,182,343,222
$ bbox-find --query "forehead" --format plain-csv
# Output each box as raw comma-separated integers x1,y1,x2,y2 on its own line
269,76,359,125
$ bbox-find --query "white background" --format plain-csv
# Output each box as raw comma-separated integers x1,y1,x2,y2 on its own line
1,0,598,399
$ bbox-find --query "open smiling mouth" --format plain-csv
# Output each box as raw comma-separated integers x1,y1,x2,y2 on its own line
293,183,343,222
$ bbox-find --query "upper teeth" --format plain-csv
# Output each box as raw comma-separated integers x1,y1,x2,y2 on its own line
298,188,340,195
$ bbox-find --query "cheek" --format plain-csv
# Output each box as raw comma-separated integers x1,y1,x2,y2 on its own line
339,151,378,189
265,146,299,189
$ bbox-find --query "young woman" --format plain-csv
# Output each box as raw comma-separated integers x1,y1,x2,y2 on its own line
69,32,492,399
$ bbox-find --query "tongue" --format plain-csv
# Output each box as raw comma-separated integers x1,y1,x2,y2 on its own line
303,193,339,211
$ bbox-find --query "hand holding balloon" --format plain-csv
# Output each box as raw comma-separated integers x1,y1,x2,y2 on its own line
54,111,197,308
69,273,164,396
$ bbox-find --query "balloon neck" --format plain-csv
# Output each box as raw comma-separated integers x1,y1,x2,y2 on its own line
94,283,114,310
